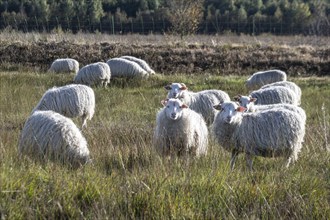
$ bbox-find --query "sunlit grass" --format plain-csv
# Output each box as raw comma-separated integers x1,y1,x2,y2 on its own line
0,70,329,219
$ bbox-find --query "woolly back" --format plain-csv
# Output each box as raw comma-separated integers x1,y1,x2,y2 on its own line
251,86,298,105
18,110,90,166
50,58,79,74
246,70,287,90
253,104,306,122
74,62,111,86
107,58,148,78
183,90,230,125
121,56,155,74
260,81,301,104
33,84,95,119
233,109,305,157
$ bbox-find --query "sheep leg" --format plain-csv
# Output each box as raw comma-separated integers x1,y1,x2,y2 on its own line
286,150,298,168
286,157,292,168
81,115,87,129
245,153,254,171
230,149,239,170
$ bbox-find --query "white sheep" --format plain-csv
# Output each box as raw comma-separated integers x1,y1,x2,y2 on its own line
32,84,95,129
165,82,230,125
233,95,306,122
48,58,79,74
18,110,90,168
121,55,156,75
245,69,287,90
242,86,299,108
106,58,149,79
153,98,208,157
74,62,111,87
212,101,305,170
260,81,302,104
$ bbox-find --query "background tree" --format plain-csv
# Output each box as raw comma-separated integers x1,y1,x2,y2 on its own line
0,0,328,35
86,0,104,31
165,0,205,38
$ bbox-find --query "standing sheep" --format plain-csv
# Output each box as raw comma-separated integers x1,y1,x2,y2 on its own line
18,110,90,168
106,58,149,79
74,62,111,87
153,98,208,157
240,86,299,108
245,69,287,90
260,81,302,104
48,58,79,74
165,82,230,125
212,101,305,170
121,55,156,75
32,84,95,129
234,95,306,121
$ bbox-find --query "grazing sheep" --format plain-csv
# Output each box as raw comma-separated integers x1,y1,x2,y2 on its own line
165,82,230,125
18,110,90,168
153,98,208,157
245,69,287,90
121,55,156,75
48,58,79,74
74,62,111,87
243,86,299,108
106,58,149,79
260,81,302,104
32,84,95,129
212,101,305,170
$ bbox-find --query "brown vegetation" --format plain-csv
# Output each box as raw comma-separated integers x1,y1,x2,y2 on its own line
0,33,329,76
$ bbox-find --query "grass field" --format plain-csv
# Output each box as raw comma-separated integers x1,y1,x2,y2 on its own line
0,69,329,219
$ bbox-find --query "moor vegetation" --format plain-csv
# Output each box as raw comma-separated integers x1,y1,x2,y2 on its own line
0,31,329,76
0,33,329,219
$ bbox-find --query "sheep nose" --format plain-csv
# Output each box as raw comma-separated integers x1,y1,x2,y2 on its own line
172,92,177,97
226,116,232,123
171,113,177,118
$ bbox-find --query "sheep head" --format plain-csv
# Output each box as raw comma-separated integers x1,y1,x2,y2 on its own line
216,101,246,124
165,83,188,99
162,98,188,120
234,95,257,111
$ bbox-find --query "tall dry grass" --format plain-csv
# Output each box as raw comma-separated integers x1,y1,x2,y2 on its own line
0,28,329,48
0,70,329,219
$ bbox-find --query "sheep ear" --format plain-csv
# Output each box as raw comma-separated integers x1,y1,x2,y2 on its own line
181,104,188,108
164,85,171,90
233,96,240,101
236,106,246,112
213,104,222,110
250,98,257,102
180,83,187,90
161,99,168,106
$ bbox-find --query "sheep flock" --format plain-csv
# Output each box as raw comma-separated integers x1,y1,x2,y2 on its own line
19,59,308,170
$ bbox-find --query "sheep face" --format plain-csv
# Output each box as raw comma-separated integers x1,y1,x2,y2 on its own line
162,98,188,120
165,83,187,99
233,95,257,110
215,101,245,124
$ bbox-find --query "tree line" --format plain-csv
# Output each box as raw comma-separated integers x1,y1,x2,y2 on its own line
0,0,329,35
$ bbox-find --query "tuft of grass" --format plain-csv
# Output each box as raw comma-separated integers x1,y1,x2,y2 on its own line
1,71,329,219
